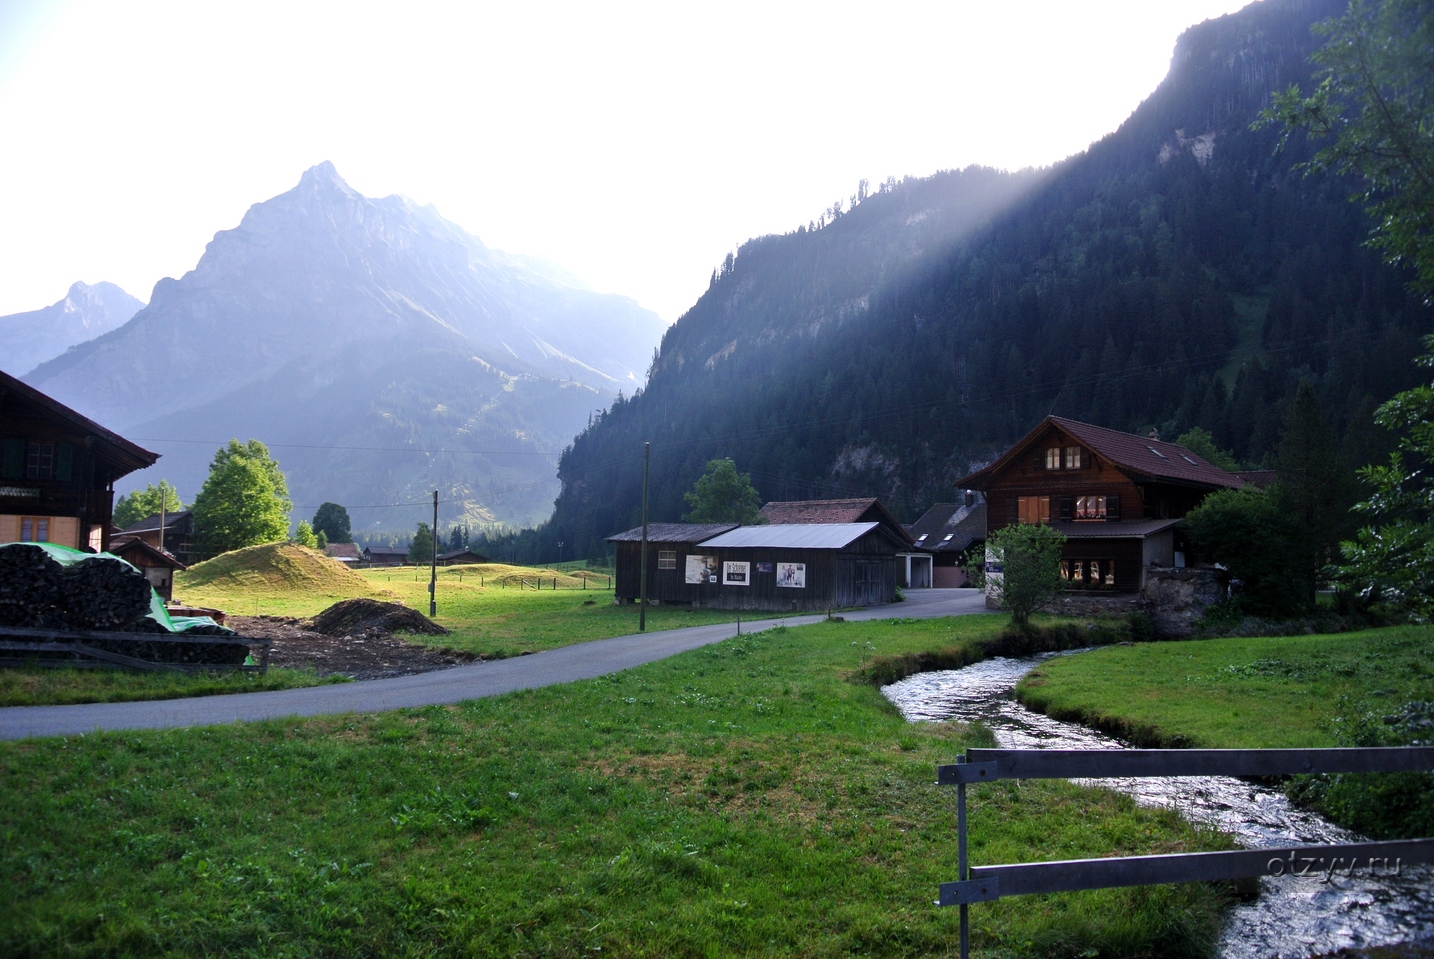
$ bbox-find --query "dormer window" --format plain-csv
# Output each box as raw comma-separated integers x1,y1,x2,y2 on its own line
1148,446,1167,459
916,534,927,542
942,534,954,542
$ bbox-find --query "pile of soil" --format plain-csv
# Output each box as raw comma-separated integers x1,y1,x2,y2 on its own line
307,599,449,637
229,614,475,681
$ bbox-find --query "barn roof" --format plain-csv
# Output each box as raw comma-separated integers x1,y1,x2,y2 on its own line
759,498,912,544
107,536,186,570
119,510,193,534
957,416,1245,491
607,523,738,543
364,545,409,556
699,522,881,550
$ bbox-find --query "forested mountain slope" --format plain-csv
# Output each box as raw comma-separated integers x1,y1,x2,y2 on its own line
546,0,1432,560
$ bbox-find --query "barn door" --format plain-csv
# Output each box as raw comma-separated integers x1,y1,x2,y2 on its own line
854,560,884,605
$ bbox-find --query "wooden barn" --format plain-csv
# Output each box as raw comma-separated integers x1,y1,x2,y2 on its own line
106,536,186,602
608,521,905,611
437,548,490,566
1,370,158,552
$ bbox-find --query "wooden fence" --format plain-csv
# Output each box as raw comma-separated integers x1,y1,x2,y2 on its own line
937,746,1434,959
0,625,271,673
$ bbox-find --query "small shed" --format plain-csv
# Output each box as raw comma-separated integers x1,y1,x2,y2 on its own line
607,523,739,606
437,548,490,566
107,536,186,602
363,545,409,566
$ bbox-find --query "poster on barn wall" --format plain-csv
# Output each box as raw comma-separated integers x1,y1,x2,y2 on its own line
756,562,773,574
723,561,750,586
686,555,719,584
775,562,806,588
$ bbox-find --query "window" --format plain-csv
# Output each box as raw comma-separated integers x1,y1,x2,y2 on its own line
1017,496,1049,524
1061,559,1116,588
657,550,677,569
1075,495,1107,520
20,517,49,542
1064,446,1084,469
26,443,53,480
915,534,927,542
1045,447,1061,469
1148,446,1167,459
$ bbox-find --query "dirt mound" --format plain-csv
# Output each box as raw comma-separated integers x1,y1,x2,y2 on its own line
307,598,448,637
182,542,374,595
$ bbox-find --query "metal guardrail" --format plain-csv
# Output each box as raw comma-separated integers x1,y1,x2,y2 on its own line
936,747,1434,959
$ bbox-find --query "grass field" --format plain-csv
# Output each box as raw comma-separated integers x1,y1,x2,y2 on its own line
1014,626,1434,749
0,665,348,707
0,614,1238,958
173,544,744,657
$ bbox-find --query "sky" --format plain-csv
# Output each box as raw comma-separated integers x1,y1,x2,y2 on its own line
0,0,1256,323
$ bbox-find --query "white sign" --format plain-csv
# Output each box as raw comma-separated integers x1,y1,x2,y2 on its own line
775,562,806,588
686,554,719,584
722,561,750,586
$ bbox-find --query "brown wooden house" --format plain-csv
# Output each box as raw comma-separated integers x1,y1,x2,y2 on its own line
608,523,739,606
1,370,159,552
956,416,1247,592
437,548,490,566
760,497,926,587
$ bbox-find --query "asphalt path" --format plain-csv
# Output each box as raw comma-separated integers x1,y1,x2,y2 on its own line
0,588,989,740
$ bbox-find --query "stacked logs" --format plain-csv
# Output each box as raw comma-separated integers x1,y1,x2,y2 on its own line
0,544,247,665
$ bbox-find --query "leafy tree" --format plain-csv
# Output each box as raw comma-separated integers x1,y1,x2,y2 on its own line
1187,487,1307,617
409,522,436,564
1258,0,1434,296
1335,336,1434,619
311,502,352,544
190,440,292,557
1174,428,1240,471
294,521,318,549
316,530,328,550
986,523,1066,630
682,458,765,524
113,480,184,530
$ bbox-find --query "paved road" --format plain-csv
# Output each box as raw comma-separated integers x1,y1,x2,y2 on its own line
0,588,989,740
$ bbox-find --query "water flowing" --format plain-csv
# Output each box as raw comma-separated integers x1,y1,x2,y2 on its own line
882,654,1434,957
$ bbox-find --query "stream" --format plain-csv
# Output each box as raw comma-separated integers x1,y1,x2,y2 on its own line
881,654,1434,958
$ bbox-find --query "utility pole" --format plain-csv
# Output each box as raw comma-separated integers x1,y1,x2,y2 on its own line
639,441,650,632
158,493,166,555
429,490,438,617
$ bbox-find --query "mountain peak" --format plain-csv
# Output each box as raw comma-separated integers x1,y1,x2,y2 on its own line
297,160,354,195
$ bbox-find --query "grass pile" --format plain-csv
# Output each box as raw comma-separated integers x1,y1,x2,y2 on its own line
177,543,395,616
1016,625,1434,837
1,614,1238,958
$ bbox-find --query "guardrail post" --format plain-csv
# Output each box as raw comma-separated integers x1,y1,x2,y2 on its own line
957,755,969,959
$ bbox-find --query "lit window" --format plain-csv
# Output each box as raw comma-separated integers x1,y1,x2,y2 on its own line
20,517,49,542
25,443,53,480
1075,495,1107,520
1064,446,1083,469
1018,496,1049,524
942,533,954,542
657,550,677,569
916,534,927,542
1045,447,1061,469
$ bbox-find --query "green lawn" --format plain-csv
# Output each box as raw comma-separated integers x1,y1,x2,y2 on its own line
1015,626,1434,749
1,615,1237,958
0,665,348,707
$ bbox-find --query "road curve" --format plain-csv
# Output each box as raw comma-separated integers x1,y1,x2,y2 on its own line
0,589,989,740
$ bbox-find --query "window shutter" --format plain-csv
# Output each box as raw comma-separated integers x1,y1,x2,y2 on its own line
1032,451,1044,470
1009,499,1019,525
1106,495,1120,520
1080,448,1090,469
1059,497,1073,521
0,439,23,479
55,443,73,481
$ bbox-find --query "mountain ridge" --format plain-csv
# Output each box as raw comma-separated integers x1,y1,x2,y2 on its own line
0,281,144,377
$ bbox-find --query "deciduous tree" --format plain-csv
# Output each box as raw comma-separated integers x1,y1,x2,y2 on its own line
311,502,352,544
190,440,292,557
987,523,1066,630
113,480,183,530
294,521,318,549
682,458,765,525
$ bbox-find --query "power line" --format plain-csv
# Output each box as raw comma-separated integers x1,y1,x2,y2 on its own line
131,438,560,456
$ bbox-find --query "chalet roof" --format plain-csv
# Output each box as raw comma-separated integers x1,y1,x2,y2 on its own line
107,536,187,570
957,416,1245,491
907,502,987,553
364,545,409,556
759,497,913,544
1048,518,1184,539
325,543,362,560
437,549,490,562
699,522,882,550
120,510,193,534
607,523,739,543
1,370,158,480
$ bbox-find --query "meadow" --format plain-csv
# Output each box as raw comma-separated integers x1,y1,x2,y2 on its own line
0,614,1239,958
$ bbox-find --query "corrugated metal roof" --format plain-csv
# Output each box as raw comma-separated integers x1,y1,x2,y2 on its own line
698,522,879,550
606,523,738,543
1049,518,1183,539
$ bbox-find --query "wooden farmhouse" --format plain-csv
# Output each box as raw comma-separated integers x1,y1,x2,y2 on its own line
362,545,409,566
607,520,905,611
0,370,159,552
761,497,928,589
957,416,1247,592
907,495,987,587
437,548,490,566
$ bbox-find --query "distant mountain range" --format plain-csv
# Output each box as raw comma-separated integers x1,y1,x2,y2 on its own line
541,0,1433,561
23,163,667,530
0,281,144,376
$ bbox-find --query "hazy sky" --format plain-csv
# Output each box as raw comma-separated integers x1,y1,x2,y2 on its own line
0,0,1255,323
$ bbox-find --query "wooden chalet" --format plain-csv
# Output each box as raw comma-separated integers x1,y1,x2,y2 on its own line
437,548,490,566
107,536,186,602
907,494,987,587
760,497,927,588
607,521,905,611
363,545,409,566
115,510,197,566
957,416,1247,592
0,370,159,552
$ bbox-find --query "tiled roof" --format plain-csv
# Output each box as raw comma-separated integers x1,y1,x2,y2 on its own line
437,549,489,562
699,522,881,550
760,498,880,524
606,523,739,543
0,370,158,477
907,502,987,553
120,510,193,534
364,545,409,556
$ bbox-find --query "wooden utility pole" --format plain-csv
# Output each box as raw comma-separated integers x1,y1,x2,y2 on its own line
639,441,650,632
429,490,438,617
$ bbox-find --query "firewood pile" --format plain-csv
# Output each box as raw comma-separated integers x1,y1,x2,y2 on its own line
0,543,248,666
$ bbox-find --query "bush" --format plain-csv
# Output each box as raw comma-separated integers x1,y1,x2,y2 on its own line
987,523,1067,629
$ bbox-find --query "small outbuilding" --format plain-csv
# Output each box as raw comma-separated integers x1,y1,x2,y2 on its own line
907,495,987,587
107,536,186,602
437,548,490,566
362,545,409,566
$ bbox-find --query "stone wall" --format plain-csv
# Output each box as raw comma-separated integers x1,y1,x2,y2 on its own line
989,566,1227,637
